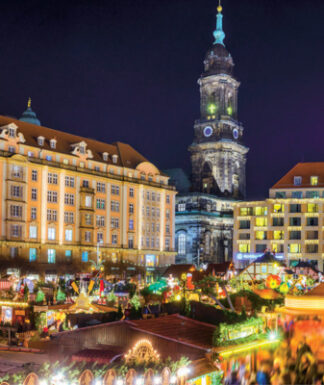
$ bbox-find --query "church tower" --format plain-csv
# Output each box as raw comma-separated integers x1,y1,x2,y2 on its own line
189,3,248,199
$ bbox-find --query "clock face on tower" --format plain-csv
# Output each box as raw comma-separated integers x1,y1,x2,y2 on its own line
203,126,213,137
233,128,239,139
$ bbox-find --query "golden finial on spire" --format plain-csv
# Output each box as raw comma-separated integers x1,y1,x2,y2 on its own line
27,97,31,108
217,0,222,13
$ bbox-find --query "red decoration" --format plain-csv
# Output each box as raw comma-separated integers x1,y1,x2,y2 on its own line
266,274,281,289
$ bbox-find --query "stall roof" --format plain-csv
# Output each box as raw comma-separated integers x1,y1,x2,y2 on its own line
126,314,215,350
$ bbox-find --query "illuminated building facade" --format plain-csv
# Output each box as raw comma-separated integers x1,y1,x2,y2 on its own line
167,4,248,264
0,102,176,277
233,162,324,270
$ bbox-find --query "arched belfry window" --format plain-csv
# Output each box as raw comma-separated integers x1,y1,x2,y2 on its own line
178,233,186,255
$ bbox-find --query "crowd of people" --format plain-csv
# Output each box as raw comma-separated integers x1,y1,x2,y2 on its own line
223,337,323,385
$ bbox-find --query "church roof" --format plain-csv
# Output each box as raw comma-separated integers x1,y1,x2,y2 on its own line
203,44,234,76
0,114,154,170
272,162,324,189
19,99,41,126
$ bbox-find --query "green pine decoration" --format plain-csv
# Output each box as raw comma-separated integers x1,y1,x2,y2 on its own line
56,287,66,302
36,288,45,303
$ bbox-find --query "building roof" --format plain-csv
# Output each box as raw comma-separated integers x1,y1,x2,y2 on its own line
163,264,196,279
0,115,154,170
206,262,231,275
254,252,285,265
272,162,324,189
126,314,215,350
294,260,319,272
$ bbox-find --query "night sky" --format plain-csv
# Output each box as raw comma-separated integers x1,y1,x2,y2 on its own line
0,0,323,199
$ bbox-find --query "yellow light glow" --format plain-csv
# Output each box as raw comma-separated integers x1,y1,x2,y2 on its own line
0,301,29,308
219,339,280,357
175,294,181,301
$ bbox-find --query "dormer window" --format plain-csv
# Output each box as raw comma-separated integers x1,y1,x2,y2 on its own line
103,152,109,161
37,136,45,146
50,139,57,149
112,154,118,164
294,176,302,186
79,145,85,154
311,176,319,186
8,127,16,138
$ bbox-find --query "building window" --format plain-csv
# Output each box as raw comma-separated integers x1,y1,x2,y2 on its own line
11,225,22,237
111,201,120,212
275,191,286,198
306,191,320,199
103,152,108,161
146,207,150,216
165,238,170,250
31,170,38,181
47,191,58,203
64,193,75,205
255,244,267,253
289,244,301,253
47,209,57,221
178,233,186,255
65,250,72,259
255,231,267,240
50,139,56,149
310,176,319,186
307,203,318,213
166,209,170,219
178,203,186,212
48,173,58,184
111,234,118,244
238,243,250,253
48,227,56,240
48,249,56,263
254,207,267,216
46,155,52,161
84,231,92,242
156,223,160,233
85,195,92,207
96,198,105,209
96,216,105,227
294,176,302,186
97,232,103,243
81,251,88,262
290,204,301,213
129,203,134,214
111,185,120,195
29,225,37,239
129,187,134,197
85,214,93,225
255,217,267,227
165,225,170,234
10,205,22,218
166,195,170,204
64,212,74,224
29,248,37,262
97,182,106,193
65,176,75,187
292,191,303,198
239,207,253,216
272,217,284,226
28,151,34,157
65,229,73,241
273,204,284,213
8,146,15,153
151,207,155,217
11,185,23,198
8,127,16,137
111,217,119,228
289,231,301,240
31,207,37,220
273,230,284,240
307,217,318,226
289,217,301,226
112,154,118,164
129,219,134,230
10,247,18,258
82,180,89,188
152,223,155,233
38,136,44,146
128,237,134,249
31,188,37,200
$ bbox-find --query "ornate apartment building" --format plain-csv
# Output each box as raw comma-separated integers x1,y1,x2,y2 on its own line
233,162,324,271
168,4,248,265
0,101,176,277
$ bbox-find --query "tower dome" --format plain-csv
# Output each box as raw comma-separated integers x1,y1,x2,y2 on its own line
202,2,234,76
19,98,41,126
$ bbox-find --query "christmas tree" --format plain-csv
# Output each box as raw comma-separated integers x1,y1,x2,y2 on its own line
56,287,66,303
36,288,45,303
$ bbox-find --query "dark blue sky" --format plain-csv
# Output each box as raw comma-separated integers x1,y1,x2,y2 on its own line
0,0,323,199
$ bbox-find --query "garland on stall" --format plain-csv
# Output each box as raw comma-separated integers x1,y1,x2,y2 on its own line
213,317,264,347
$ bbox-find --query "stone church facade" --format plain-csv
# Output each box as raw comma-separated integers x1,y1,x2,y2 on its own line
166,4,248,265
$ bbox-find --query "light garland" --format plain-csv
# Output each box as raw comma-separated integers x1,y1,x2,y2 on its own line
0,300,29,308
219,339,280,357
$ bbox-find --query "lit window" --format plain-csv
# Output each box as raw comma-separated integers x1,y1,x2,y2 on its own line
307,203,318,213
274,231,284,240
254,206,267,216
48,227,56,240
294,176,302,186
255,231,266,240
238,244,250,253
178,203,186,212
129,219,134,230
65,229,73,241
112,154,118,164
85,196,92,207
50,139,56,149
289,244,301,253
255,217,267,227
178,233,186,255
103,152,108,161
273,204,284,213
81,251,88,262
48,249,56,263
65,250,72,259
37,136,44,146
29,248,37,262
29,225,37,239
310,176,318,186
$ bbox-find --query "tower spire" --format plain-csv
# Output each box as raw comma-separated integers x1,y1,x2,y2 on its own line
27,97,31,109
213,0,225,46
